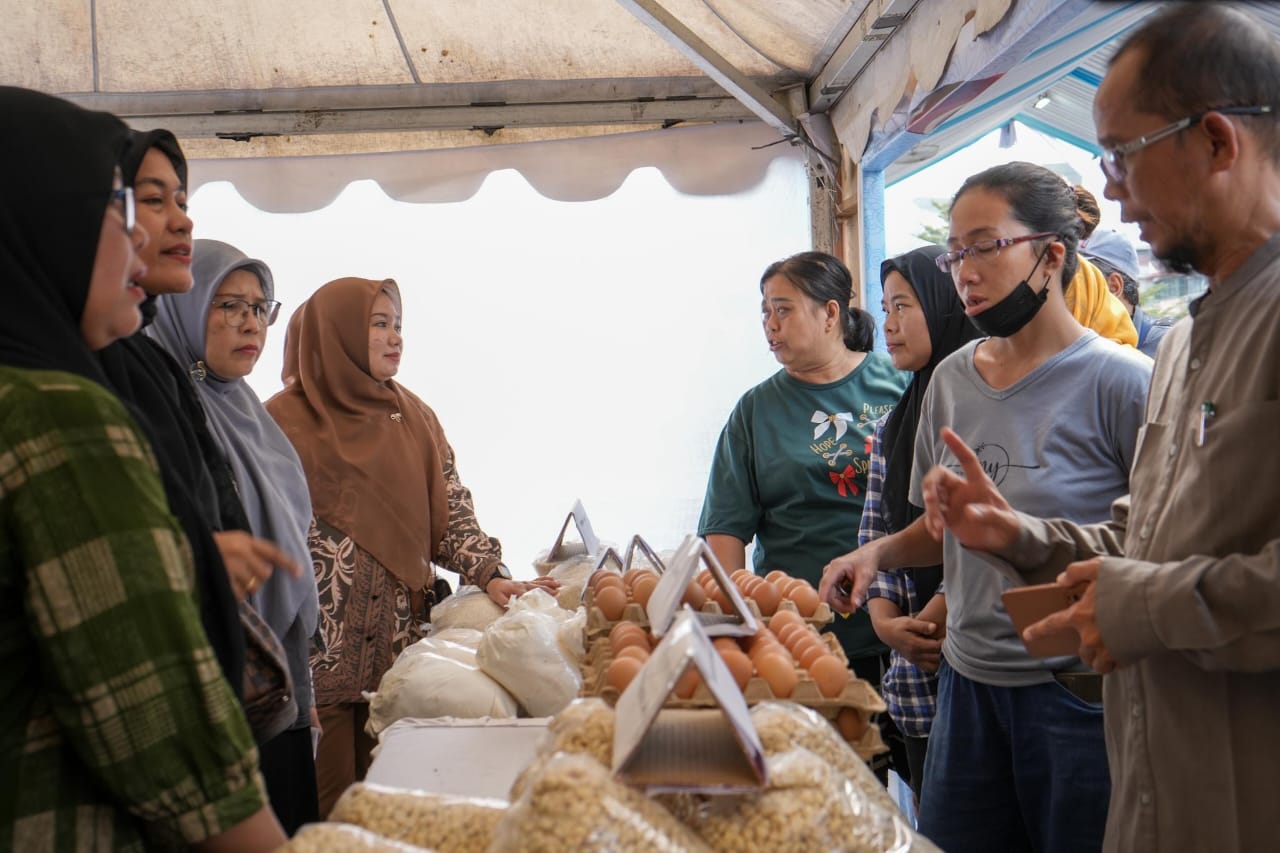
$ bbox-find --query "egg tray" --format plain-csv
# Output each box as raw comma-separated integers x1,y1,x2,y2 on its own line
584,626,850,672
581,631,884,715
582,590,834,641
581,666,887,761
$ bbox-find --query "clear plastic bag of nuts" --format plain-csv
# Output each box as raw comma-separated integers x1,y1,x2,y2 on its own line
490,752,712,853
277,822,437,852
327,782,505,853
749,701,902,817
510,697,617,799
683,748,938,853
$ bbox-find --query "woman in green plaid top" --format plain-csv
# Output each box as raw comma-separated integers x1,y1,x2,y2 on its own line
0,88,283,850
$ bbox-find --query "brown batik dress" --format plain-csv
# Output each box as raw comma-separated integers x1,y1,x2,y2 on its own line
309,446,505,705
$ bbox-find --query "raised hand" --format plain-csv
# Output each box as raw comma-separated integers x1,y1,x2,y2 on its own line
921,426,1020,552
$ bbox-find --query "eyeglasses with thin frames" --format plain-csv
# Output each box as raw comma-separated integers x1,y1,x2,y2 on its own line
211,298,282,328
109,186,135,235
1099,105,1274,182
934,232,1058,275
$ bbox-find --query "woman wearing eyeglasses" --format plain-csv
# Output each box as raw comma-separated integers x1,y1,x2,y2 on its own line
821,162,1151,853
151,239,321,834
0,87,285,852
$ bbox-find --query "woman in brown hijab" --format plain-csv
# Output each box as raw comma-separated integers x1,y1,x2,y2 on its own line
267,277,555,815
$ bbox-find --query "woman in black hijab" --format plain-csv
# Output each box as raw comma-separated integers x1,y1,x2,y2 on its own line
0,86,283,851
849,245,981,802
97,130,300,701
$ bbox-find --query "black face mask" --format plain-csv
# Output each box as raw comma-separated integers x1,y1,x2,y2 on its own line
968,245,1053,338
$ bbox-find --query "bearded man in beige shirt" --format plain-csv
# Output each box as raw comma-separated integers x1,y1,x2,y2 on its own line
910,4,1280,851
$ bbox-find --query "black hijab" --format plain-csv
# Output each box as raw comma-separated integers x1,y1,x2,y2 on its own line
879,246,983,537
95,129,248,696
0,87,128,381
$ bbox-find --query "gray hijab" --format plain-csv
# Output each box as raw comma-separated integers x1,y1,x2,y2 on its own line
150,239,318,642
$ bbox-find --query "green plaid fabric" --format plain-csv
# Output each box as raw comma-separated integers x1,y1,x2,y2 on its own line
0,368,266,851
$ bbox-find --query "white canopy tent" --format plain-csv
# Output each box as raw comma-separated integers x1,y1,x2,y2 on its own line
4,0,1112,215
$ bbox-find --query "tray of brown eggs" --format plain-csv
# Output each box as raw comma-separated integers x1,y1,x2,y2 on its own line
581,610,887,755
582,567,835,641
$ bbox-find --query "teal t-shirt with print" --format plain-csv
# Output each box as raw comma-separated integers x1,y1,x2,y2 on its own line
698,352,908,659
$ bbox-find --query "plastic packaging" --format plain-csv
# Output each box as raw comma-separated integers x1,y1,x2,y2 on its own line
545,553,598,610
277,822,434,852
683,748,935,852
365,651,518,737
425,627,485,648
429,585,506,632
489,752,712,853
329,782,505,853
477,590,583,717
395,633,481,667
510,698,616,799
748,701,898,816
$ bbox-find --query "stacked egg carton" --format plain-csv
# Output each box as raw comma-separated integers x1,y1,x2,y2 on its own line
580,599,887,761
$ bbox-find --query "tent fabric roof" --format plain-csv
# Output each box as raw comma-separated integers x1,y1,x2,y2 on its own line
190,121,804,211
15,0,1254,204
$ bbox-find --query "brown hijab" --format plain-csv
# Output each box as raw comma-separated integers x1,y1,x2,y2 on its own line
266,278,449,589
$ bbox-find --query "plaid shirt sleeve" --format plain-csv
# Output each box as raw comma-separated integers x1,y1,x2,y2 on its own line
861,418,900,605
856,416,939,736
434,443,506,590
2,371,266,850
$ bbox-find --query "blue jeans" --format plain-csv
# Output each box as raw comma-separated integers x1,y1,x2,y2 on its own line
917,661,1110,853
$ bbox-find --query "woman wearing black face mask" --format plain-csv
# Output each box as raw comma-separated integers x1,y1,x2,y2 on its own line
821,162,1152,853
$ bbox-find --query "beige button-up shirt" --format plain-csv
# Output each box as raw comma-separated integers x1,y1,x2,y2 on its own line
1002,232,1280,852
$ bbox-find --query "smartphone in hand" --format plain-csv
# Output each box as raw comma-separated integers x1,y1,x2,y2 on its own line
1002,582,1088,657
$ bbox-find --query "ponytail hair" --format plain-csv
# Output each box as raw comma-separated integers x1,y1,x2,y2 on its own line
760,251,873,353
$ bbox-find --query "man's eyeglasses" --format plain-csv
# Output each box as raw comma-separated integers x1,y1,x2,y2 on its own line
934,232,1058,275
109,186,135,235
1100,105,1274,182
211,298,282,328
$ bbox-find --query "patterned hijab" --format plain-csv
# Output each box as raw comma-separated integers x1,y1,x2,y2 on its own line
150,239,319,641
879,245,983,533
266,278,450,589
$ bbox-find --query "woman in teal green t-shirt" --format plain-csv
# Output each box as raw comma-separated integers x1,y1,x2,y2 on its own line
698,250,908,677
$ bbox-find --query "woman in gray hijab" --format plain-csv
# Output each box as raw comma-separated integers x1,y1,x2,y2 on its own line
151,238,320,834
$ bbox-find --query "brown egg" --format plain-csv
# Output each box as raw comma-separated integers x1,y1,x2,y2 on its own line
623,568,655,589
791,584,820,617
594,584,627,621
606,656,643,692
593,573,625,594
756,653,798,698
682,581,708,609
615,645,651,664
730,569,752,585
611,631,650,655
781,577,807,596
712,637,743,655
764,569,791,586
674,667,702,700
775,622,805,648
836,707,868,741
788,634,823,663
809,655,852,698
768,609,804,634
610,620,646,647
797,643,828,671
632,575,659,608
750,581,782,617
718,649,754,691
740,575,762,596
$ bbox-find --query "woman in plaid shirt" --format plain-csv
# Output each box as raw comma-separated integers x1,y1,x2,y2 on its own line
861,245,980,803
